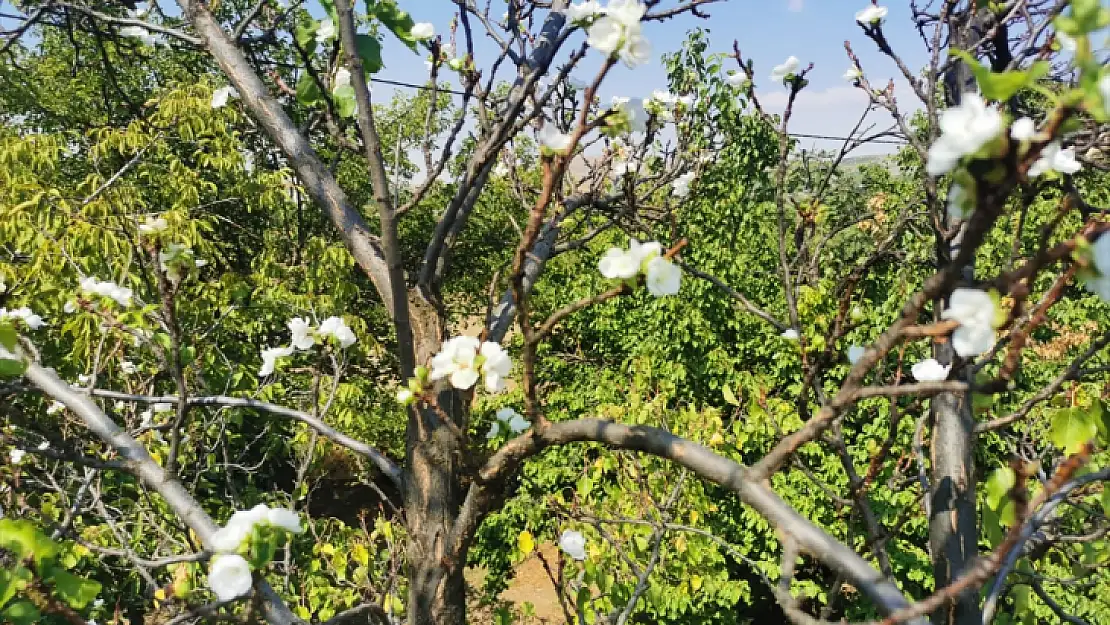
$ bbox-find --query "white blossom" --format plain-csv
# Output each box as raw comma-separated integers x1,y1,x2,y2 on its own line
120,361,137,374
63,301,77,314
781,328,800,341
619,31,652,68
0,307,44,330
93,599,104,608
288,317,316,351
1028,141,1081,177
429,336,482,390
266,508,303,534
316,18,336,44
9,449,25,464
585,1,650,68
911,358,950,381
138,215,169,235
47,401,66,415
495,407,530,434
317,316,357,348
333,67,351,89
926,94,1003,176
645,256,681,297
628,240,662,266
427,337,512,393
119,25,159,47
672,171,696,198
80,277,133,307
410,22,435,40
36,441,48,451
847,345,865,364
1085,234,1110,301
0,278,5,294
538,124,572,154
726,71,746,87
940,288,996,358
559,530,587,560
1010,117,1036,142
259,345,295,376
207,555,253,602
396,388,414,405
769,56,801,82
479,342,512,393
211,86,238,109
843,66,863,81
610,160,637,179
609,96,649,133
598,248,639,279
565,0,603,22
855,5,889,24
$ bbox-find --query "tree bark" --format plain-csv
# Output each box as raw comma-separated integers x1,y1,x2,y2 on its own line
928,343,979,625
928,10,981,624
404,318,467,625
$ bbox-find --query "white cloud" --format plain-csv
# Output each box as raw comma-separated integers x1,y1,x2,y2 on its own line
787,0,804,12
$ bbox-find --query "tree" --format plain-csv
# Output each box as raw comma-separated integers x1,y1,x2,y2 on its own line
2,1,1110,624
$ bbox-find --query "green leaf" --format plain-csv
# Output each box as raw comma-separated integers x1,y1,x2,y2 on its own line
0,323,17,351
295,74,323,107
333,85,357,118
0,358,24,378
985,466,1015,510
366,0,417,52
722,384,739,406
949,50,1049,101
1,600,40,625
294,19,318,54
49,570,101,609
0,519,59,565
355,35,384,74
1050,407,1098,455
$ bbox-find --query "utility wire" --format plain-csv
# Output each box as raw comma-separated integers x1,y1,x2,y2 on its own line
370,75,910,146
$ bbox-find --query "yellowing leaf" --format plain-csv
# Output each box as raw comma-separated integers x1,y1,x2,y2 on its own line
517,531,535,555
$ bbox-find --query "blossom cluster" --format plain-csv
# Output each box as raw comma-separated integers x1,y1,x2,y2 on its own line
138,215,169,235
259,316,358,376
159,243,206,280
211,86,239,109
207,504,304,602
941,288,997,358
569,0,651,68
486,407,531,439
79,277,134,307
559,529,587,560
0,307,44,330
598,239,681,297
430,336,512,393
926,94,1003,176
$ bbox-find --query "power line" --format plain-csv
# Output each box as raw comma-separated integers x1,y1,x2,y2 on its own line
370,76,910,146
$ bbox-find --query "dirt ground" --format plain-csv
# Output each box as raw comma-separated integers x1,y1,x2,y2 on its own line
466,543,566,624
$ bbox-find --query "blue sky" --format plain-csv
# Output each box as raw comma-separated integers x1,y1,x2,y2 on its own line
366,0,928,155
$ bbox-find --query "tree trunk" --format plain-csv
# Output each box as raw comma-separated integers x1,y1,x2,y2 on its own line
928,346,979,625
927,11,982,624
405,417,467,625
404,300,468,625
